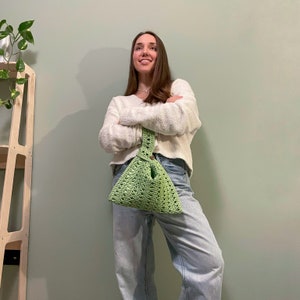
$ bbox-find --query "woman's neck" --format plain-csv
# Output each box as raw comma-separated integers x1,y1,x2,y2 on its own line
135,74,152,100
136,83,151,100
138,74,152,89
137,84,150,93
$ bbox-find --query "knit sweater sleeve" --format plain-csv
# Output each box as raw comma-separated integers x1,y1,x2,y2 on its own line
98,97,142,153
118,79,201,136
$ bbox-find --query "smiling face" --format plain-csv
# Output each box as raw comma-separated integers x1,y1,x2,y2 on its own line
132,33,158,75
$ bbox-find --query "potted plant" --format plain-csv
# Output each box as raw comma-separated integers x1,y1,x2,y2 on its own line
0,19,34,109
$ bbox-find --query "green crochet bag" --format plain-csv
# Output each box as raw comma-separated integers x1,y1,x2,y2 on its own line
109,128,183,214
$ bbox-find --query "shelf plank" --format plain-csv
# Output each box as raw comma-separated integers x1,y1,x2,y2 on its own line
0,145,26,169
6,241,21,250
0,145,9,169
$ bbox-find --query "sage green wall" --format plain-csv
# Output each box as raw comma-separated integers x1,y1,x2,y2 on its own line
1,0,300,299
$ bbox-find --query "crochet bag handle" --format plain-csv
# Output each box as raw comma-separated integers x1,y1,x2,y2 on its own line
137,128,155,160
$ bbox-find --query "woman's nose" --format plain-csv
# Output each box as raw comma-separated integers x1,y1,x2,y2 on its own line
142,48,149,56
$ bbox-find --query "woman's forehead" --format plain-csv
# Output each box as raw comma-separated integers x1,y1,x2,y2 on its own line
135,33,157,44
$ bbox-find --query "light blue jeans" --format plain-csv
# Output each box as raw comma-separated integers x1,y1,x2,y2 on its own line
112,154,224,300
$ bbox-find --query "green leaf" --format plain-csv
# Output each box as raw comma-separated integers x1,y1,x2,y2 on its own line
0,31,9,40
5,100,13,109
0,69,9,79
10,89,20,100
0,20,6,30
5,25,13,33
18,20,34,32
16,77,28,84
18,39,28,50
16,58,25,72
0,49,4,56
20,30,34,44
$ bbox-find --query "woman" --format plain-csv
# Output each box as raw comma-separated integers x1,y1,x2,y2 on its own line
99,31,224,300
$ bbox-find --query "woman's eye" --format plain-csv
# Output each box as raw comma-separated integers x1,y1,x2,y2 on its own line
134,46,142,51
150,46,157,51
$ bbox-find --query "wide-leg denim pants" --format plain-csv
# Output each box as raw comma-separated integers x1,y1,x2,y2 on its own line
112,154,224,300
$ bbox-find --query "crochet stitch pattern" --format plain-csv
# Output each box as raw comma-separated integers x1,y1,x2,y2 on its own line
109,127,183,214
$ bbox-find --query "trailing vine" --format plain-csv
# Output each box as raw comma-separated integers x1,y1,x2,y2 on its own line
0,19,34,109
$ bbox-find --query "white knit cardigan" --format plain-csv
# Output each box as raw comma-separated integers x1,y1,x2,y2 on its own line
98,79,202,175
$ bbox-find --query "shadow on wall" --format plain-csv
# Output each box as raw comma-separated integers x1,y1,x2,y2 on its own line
191,128,223,233
28,48,129,300
190,128,230,300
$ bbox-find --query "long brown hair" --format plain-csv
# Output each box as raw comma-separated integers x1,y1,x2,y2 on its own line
124,31,173,104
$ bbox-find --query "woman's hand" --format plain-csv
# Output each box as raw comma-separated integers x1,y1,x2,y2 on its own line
166,95,183,103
